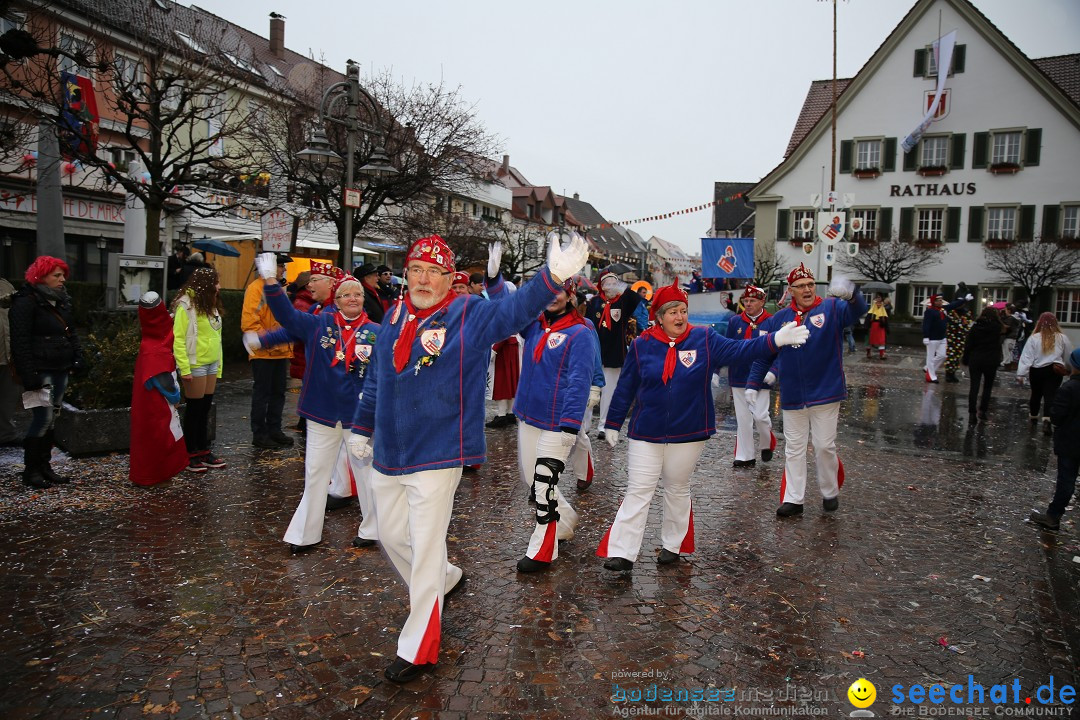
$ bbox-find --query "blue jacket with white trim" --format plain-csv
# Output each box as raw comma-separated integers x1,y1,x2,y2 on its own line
514,315,594,432
725,310,773,388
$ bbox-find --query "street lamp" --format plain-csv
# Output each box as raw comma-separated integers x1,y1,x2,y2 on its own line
297,60,397,271
96,234,107,287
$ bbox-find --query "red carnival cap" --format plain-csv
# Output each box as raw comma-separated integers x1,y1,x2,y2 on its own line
25,256,71,285
561,276,577,296
649,279,689,321
333,275,362,295
310,261,345,281
786,262,815,285
452,271,470,286
742,283,766,301
407,234,454,273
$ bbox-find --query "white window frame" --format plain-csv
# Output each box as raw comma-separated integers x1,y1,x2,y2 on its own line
174,31,207,55
223,51,263,79
108,146,137,171
850,208,878,241
58,31,94,79
920,135,949,168
991,130,1022,165
791,208,815,240
1061,205,1079,240
981,286,1011,310
985,206,1018,241
1055,288,1080,325
925,44,957,79
114,53,144,100
911,284,937,318
916,207,944,242
855,139,882,171
1,11,25,35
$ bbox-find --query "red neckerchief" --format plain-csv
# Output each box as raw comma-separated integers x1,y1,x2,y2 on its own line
392,293,454,373
533,309,585,363
642,324,693,384
739,309,770,339
599,292,623,330
330,310,369,373
790,296,823,326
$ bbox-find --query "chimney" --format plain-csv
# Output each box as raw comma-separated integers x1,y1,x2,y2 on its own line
501,154,509,172
269,13,285,59
573,192,579,200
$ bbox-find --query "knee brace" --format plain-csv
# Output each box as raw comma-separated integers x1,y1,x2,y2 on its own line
532,457,564,525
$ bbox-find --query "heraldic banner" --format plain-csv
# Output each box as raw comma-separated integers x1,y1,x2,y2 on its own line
701,238,754,279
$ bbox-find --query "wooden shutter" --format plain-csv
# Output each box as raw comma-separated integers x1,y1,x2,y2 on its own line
883,137,897,172
946,207,961,242
1019,205,1036,240
777,209,790,241
972,132,989,169
903,148,917,172
877,207,893,241
949,133,966,169
968,206,984,242
913,49,927,76
839,140,853,173
1024,128,1041,166
1042,204,1060,240
952,45,966,74
899,207,914,240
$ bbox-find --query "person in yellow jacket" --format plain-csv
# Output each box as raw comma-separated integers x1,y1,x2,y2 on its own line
242,254,295,449
171,267,225,473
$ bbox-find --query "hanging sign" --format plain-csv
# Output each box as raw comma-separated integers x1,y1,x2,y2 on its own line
817,211,846,245
260,208,291,252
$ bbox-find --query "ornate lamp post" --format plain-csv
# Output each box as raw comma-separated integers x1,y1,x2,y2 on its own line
297,60,397,271
96,234,107,287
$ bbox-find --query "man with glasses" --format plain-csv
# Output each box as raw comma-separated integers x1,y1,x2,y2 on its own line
348,232,588,683
747,263,867,518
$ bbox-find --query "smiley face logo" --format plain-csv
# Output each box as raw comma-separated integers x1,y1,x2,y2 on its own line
847,678,876,708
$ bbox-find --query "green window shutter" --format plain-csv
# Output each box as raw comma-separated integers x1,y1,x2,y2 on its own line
914,48,927,76
896,284,911,315
839,140,853,173
1042,204,1060,240
1019,205,1036,240
949,133,966,169
946,207,961,242
903,148,917,172
899,207,914,240
883,137,897,172
1024,128,1041,166
968,206,984,242
877,207,893,240
777,209,790,241
972,132,989,169
952,45,966,74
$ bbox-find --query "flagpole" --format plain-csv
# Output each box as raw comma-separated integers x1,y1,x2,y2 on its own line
828,0,838,283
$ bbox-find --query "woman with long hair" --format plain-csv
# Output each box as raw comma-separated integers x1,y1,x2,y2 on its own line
962,306,1007,424
170,267,225,472
1018,312,1074,430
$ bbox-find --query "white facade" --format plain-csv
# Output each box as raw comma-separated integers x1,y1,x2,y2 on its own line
749,0,1080,344
649,235,697,286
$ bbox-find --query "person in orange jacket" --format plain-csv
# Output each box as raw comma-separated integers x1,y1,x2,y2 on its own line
242,253,294,449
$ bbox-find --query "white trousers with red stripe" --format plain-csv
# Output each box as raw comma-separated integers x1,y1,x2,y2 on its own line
517,423,578,562
597,367,621,431
779,402,842,505
597,439,705,562
283,421,376,546
326,441,378,541
370,466,464,665
731,387,775,461
568,406,594,483
924,339,947,381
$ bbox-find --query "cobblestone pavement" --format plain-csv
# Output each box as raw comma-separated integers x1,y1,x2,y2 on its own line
0,347,1077,719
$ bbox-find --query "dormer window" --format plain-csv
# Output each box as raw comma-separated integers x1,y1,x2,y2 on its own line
175,31,207,54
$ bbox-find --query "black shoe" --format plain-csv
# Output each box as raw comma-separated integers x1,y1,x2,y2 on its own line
269,430,295,447
485,415,507,429
385,657,431,683
22,469,51,489
516,556,551,573
657,549,679,565
289,542,319,555
325,494,356,511
444,573,467,600
576,477,593,492
462,465,480,474
760,449,773,462
603,557,634,572
351,536,376,548
253,434,279,449
39,464,69,484
776,502,804,517
823,496,839,512
732,459,756,468
201,452,227,469
1028,510,1061,531
503,413,517,425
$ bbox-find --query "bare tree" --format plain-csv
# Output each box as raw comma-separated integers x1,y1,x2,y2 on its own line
838,234,945,285
492,221,547,279
752,241,784,287
384,202,497,271
983,238,1080,307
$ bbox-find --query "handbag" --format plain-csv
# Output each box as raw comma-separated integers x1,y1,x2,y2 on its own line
1051,362,1070,377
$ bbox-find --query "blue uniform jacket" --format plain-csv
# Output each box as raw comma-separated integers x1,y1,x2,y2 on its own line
605,326,778,443
351,270,563,475
264,283,378,428
725,310,773,388
584,318,604,388
922,298,966,340
514,317,594,432
747,292,868,410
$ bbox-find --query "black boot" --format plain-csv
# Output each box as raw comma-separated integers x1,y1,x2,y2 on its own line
22,437,51,489
38,429,69,485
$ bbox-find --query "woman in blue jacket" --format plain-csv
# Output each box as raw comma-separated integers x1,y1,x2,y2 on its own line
596,281,808,571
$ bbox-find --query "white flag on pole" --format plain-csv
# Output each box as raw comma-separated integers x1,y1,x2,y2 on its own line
901,30,957,153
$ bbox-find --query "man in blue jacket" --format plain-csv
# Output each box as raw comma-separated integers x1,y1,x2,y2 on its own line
348,232,588,683
922,292,971,383
747,263,867,517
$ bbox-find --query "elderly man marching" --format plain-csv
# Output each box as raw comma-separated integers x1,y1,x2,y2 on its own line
597,281,808,571
513,276,594,573
725,283,777,468
746,264,868,517
348,232,588,683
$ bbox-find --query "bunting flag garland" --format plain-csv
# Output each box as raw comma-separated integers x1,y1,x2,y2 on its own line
593,192,744,230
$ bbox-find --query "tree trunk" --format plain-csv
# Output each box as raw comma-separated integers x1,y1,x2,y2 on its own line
144,202,163,257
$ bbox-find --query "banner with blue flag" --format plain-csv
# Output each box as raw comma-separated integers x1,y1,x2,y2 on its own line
701,238,754,279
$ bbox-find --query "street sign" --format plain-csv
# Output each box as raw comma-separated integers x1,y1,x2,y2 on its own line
343,188,362,208
260,208,291,252
817,211,846,245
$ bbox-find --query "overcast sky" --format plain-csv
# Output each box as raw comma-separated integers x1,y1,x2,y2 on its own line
187,0,1078,255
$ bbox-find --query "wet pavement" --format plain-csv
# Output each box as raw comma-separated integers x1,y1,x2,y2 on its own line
1,347,1077,719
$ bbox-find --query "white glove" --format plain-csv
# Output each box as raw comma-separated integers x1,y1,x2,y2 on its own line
587,386,601,409
764,371,777,387
347,434,372,460
487,240,503,278
965,294,974,301
255,252,277,281
773,321,810,347
547,231,589,283
242,331,262,356
827,275,854,300
604,428,619,448
923,338,930,346
744,388,758,406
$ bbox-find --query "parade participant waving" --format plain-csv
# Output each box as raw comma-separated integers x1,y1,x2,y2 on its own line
922,291,971,383
246,254,381,554
348,232,589,683
747,264,868,517
513,276,594,573
725,283,777,468
586,269,643,433
597,281,808,572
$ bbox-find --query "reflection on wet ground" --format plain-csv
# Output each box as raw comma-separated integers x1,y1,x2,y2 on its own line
0,347,1075,718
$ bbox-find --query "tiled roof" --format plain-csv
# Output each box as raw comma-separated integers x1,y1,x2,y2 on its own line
712,182,756,233
783,79,853,159
1033,54,1080,108
650,236,688,261
562,195,639,257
